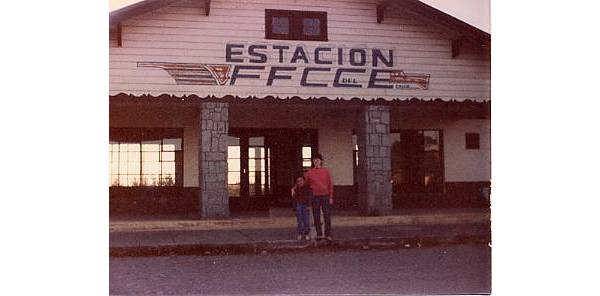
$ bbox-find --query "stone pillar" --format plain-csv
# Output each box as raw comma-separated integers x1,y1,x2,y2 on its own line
199,102,229,218
356,105,392,216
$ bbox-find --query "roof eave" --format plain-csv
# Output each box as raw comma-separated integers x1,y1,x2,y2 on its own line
378,0,490,48
109,0,179,28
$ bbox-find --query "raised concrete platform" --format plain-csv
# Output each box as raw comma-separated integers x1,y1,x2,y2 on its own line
110,209,491,257
110,208,490,232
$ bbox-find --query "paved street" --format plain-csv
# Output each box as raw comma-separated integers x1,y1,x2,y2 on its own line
110,244,491,295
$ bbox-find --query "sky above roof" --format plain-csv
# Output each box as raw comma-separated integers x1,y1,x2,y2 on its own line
109,0,490,33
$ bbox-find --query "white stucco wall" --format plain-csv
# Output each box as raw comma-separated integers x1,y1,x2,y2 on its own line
317,112,355,186
183,122,199,186
443,119,491,182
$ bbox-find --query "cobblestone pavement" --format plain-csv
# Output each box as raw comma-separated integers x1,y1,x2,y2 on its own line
110,244,491,295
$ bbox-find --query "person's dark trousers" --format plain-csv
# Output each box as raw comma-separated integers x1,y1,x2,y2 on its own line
295,202,310,235
311,195,332,237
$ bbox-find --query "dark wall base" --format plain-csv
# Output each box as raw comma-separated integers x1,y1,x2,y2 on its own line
445,181,491,207
332,182,491,210
393,181,491,208
110,187,199,218
109,182,491,218
332,185,359,210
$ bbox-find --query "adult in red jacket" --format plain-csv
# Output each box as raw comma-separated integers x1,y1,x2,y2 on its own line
304,153,334,240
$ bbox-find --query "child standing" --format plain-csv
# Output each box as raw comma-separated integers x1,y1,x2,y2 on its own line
291,176,312,240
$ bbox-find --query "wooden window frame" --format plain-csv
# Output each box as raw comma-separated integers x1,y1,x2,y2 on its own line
265,9,328,41
109,128,184,187
465,133,480,150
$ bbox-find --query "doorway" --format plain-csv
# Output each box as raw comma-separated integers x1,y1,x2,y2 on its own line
390,129,444,208
227,128,318,212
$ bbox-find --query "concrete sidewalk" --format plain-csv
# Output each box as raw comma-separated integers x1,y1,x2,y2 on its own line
110,208,491,257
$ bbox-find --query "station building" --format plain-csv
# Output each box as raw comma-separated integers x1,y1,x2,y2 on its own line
109,0,491,218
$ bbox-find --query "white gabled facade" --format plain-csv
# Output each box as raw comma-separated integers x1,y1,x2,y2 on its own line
110,0,490,101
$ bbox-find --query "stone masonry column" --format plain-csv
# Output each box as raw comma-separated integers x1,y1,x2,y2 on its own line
199,102,229,218
356,105,392,216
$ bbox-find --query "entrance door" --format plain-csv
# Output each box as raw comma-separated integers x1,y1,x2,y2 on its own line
227,128,317,212
227,134,268,212
390,129,444,208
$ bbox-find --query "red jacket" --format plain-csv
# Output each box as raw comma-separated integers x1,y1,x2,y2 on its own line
304,167,334,197
292,184,312,203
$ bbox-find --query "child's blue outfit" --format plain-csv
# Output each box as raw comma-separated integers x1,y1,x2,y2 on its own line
293,184,312,236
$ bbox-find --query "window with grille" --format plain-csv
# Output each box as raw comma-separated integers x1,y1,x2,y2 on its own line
265,9,328,41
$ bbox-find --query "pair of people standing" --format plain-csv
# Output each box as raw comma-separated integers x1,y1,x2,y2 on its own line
291,153,334,241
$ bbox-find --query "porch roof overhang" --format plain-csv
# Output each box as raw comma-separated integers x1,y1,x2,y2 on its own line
109,93,490,119
110,93,490,104
109,93,491,114
108,89,491,103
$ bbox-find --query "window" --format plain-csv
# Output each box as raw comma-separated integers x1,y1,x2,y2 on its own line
465,133,480,150
227,136,241,197
227,136,268,198
248,137,266,196
265,9,328,41
302,146,312,170
110,128,183,187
